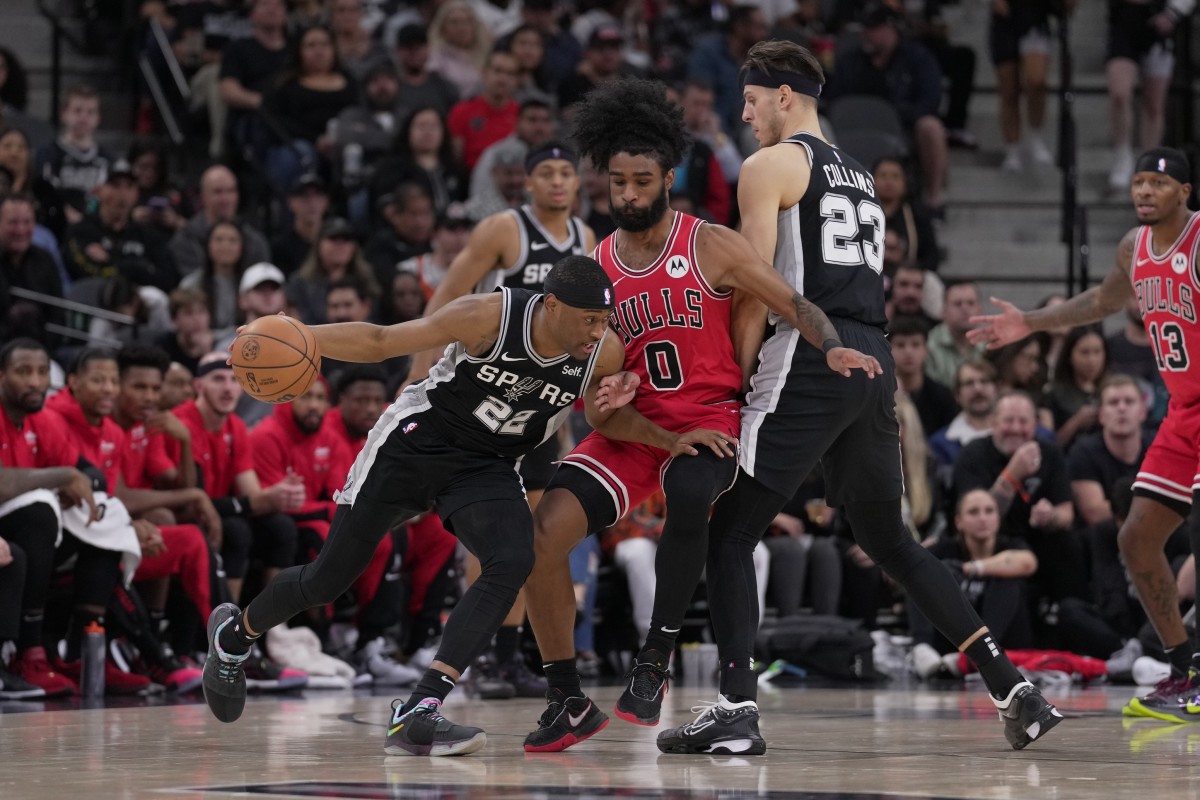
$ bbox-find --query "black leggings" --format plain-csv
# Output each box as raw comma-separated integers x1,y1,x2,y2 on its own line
0,502,60,647
244,498,533,673
708,473,986,696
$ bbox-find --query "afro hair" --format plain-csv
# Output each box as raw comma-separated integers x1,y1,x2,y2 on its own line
569,78,691,173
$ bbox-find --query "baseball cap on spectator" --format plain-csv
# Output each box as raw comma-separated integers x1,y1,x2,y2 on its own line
492,138,529,168
437,202,473,230
239,263,286,293
320,217,357,240
291,172,327,195
588,25,624,49
107,159,136,183
394,23,428,48
859,1,900,28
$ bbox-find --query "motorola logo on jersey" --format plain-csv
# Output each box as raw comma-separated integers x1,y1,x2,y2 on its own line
476,363,577,407
610,288,704,346
1174,253,1189,274
666,257,690,278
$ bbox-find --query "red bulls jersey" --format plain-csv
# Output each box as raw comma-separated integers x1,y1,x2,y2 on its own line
596,211,742,431
1131,212,1200,404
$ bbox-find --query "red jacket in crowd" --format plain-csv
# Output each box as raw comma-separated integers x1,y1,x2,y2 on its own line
170,399,253,498
45,390,124,493
250,402,352,523
0,403,78,470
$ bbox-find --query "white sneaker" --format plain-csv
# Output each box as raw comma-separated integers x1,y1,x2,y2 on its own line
1025,133,1054,167
1132,655,1172,687
1109,147,1134,192
1001,146,1024,173
911,643,943,679
360,637,421,686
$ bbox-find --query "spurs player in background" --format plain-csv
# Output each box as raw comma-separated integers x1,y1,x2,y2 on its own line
655,39,1063,756
972,146,1200,723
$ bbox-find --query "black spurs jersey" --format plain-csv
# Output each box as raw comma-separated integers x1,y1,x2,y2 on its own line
417,287,603,458
501,205,588,290
775,132,888,329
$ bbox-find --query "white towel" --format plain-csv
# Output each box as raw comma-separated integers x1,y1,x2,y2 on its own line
61,492,142,586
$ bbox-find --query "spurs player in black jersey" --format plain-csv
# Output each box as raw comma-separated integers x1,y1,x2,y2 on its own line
200,257,675,756
403,143,595,697
656,40,1063,757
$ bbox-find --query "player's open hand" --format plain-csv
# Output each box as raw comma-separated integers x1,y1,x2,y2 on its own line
669,429,738,459
596,371,640,412
825,347,882,378
967,297,1031,349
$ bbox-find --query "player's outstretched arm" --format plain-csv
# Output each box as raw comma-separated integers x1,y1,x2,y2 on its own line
968,228,1137,349
698,224,883,378
312,294,504,363
583,337,736,458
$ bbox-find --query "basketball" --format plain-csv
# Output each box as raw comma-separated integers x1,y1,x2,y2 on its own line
229,315,322,404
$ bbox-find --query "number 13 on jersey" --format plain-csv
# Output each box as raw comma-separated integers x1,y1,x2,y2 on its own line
1149,320,1190,371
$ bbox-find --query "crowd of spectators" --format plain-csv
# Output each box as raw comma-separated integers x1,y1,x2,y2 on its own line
0,0,1194,700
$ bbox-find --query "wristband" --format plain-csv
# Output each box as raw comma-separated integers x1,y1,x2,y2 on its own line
999,469,1031,504
821,338,842,354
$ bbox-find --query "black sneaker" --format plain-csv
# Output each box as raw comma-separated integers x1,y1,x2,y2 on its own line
614,651,670,726
499,656,547,698
657,695,767,755
523,688,609,752
470,653,516,700
993,680,1064,750
201,603,249,723
385,697,487,756
0,665,46,700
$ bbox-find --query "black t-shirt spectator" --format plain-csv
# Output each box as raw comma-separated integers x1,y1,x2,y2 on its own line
929,533,1032,606
953,437,1072,541
1107,330,1168,426
266,80,359,143
155,332,202,375
219,36,291,135
35,140,115,217
269,228,313,276
1,244,66,342
1066,430,1153,498
63,215,179,292
909,376,958,439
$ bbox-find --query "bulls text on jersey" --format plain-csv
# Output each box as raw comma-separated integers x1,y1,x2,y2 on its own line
610,288,705,345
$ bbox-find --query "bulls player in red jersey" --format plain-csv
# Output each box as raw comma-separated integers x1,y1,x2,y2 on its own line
521,78,882,753
972,147,1200,722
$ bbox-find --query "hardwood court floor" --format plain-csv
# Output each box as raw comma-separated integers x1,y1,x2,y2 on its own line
2,681,1199,799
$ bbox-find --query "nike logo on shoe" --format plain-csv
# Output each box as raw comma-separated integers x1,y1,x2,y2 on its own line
568,702,593,727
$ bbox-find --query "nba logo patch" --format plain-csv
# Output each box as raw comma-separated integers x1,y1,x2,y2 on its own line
403,422,419,434
603,287,612,305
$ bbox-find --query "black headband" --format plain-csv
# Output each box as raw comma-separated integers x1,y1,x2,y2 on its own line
1135,148,1190,185
543,274,615,310
526,145,579,174
196,359,232,378
740,67,822,98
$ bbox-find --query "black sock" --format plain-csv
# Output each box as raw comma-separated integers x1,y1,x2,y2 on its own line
543,658,582,697
17,610,44,651
1166,643,1194,676
641,624,678,663
963,632,1023,699
719,666,759,703
149,609,166,636
494,625,520,664
217,611,260,656
403,667,456,712
65,611,104,662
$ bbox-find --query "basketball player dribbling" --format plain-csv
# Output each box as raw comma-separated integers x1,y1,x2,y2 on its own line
972,146,1200,723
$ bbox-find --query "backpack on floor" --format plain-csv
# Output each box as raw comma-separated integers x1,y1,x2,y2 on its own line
755,615,879,681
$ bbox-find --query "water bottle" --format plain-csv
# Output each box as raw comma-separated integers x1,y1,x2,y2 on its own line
81,620,106,699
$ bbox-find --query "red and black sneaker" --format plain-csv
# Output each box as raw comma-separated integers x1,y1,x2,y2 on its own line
523,688,609,752
12,647,76,698
614,651,670,726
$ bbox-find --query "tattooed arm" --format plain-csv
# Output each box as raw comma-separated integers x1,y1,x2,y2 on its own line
696,224,881,377
969,228,1137,349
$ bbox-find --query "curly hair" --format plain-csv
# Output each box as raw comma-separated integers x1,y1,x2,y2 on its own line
569,78,690,173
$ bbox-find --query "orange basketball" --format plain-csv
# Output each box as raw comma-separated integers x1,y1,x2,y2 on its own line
229,315,322,404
